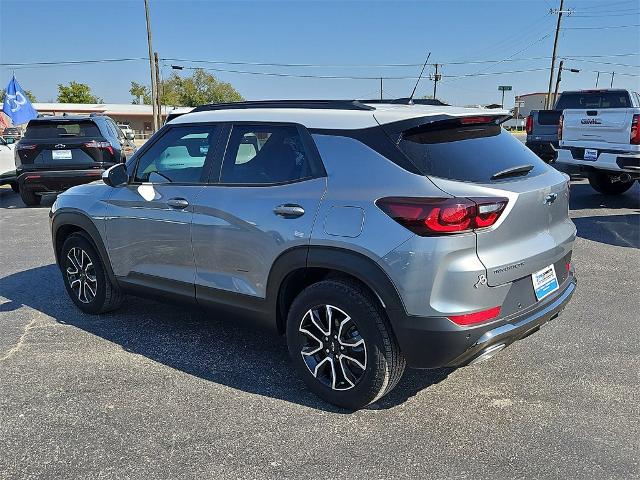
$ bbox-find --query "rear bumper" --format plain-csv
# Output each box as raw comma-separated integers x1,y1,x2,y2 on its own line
389,273,577,369
17,168,108,193
555,148,640,176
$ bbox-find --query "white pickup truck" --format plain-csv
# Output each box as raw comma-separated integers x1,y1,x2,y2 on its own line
0,135,18,192
556,89,640,195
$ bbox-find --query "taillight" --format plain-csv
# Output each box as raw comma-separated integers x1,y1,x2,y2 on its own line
16,144,37,150
558,113,564,141
448,306,501,326
84,140,114,156
631,114,640,145
460,116,498,125
525,115,533,135
376,197,508,236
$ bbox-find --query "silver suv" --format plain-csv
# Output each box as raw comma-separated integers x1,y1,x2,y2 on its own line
50,100,577,409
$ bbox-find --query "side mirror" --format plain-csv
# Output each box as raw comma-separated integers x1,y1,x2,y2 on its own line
126,132,135,140
102,163,128,187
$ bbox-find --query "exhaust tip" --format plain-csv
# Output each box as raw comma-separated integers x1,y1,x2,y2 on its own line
469,343,506,365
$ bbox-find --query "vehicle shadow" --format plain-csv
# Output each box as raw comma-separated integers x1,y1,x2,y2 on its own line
0,264,452,412
569,181,640,211
0,188,56,209
573,214,640,249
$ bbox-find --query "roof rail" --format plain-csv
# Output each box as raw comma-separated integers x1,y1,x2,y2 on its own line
191,100,375,113
361,98,449,106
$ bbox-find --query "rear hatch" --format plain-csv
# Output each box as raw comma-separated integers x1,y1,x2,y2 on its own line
16,119,115,170
385,115,575,287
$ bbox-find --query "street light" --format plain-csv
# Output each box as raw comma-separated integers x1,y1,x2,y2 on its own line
171,65,184,70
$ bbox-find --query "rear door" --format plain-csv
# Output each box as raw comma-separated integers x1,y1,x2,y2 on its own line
191,123,326,303
393,119,575,287
105,124,221,290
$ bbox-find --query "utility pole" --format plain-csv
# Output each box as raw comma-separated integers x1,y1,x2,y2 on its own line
610,71,615,87
595,71,600,88
154,52,162,127
144,0,159,132
380,77,383,100
553,60,564,108
432,64,440,99
545,0,569,109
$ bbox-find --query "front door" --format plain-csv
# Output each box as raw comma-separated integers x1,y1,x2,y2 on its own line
105,124,221,295
192,123,326,301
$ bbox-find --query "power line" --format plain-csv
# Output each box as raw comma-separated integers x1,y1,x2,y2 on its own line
563,23,640,29
573,0,637,10
0,57,147,68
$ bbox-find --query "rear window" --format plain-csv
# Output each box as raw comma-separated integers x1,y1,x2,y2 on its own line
397,123,548,183
555,91,631,110
24,120,101,139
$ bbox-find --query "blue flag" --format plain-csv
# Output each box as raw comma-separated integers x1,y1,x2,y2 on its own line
3,76,38,125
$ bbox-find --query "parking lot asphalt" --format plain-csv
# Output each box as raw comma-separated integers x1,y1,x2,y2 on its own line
0,180,639,480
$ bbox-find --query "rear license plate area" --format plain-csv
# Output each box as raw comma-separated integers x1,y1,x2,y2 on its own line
532,264,559,301
583,148,598,161
52,149,72,160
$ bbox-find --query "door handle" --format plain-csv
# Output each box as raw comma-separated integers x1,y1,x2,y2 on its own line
274,204,305,218
167,198,189,209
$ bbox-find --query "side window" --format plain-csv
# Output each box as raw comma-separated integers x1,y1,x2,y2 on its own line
221,125,315,184
110,120,124,140
134,125,219,184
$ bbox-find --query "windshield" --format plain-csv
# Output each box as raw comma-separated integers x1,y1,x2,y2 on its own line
397,123,548,183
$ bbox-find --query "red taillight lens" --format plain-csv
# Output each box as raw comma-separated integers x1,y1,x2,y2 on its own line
84,140,114,156
448,306,501,326
631,114,640,145
558,113,564,141
525,115,533,135
376,197,508,236
460,115,498,125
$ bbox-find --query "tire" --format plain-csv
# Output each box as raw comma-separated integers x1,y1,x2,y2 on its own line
588,172,634,195
286,279,405,410
20,188,41,206
60,233,124,314
10,182,19,193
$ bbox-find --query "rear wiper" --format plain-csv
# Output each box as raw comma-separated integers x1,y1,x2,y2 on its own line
491,164,534,180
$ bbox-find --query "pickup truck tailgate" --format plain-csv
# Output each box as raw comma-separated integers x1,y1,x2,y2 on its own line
562,108,635,145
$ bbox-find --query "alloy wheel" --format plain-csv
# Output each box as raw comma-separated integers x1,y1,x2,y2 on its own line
66,247,98,304
299,304,367,391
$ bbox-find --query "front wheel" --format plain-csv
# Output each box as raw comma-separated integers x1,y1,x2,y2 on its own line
588,172,634,195
286,279,405,410
60,233,124,314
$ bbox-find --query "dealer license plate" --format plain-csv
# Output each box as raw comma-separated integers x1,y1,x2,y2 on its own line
532,264,559,301
584,148,598,161
52,149,72,160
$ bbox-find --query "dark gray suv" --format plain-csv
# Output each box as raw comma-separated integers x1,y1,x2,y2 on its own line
50,100,577,409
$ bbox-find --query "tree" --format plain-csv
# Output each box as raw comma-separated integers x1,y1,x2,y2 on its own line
57,81,102,103
0,89,36,103
129,81,150,104
130,69,243,106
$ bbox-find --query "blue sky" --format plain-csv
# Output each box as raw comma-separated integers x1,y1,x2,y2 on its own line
1,0,638,108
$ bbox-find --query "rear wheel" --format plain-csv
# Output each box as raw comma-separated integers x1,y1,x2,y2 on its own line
60,233,124,314
20,188,41,206
588,172,634,195
286,279,405,410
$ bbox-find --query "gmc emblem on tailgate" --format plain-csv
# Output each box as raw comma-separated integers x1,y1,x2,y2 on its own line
581,118,601,125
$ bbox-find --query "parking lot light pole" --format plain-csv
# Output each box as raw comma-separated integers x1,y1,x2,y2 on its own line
144,0,159,132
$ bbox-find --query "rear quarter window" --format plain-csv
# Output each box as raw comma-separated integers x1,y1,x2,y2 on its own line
398,123,548,183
